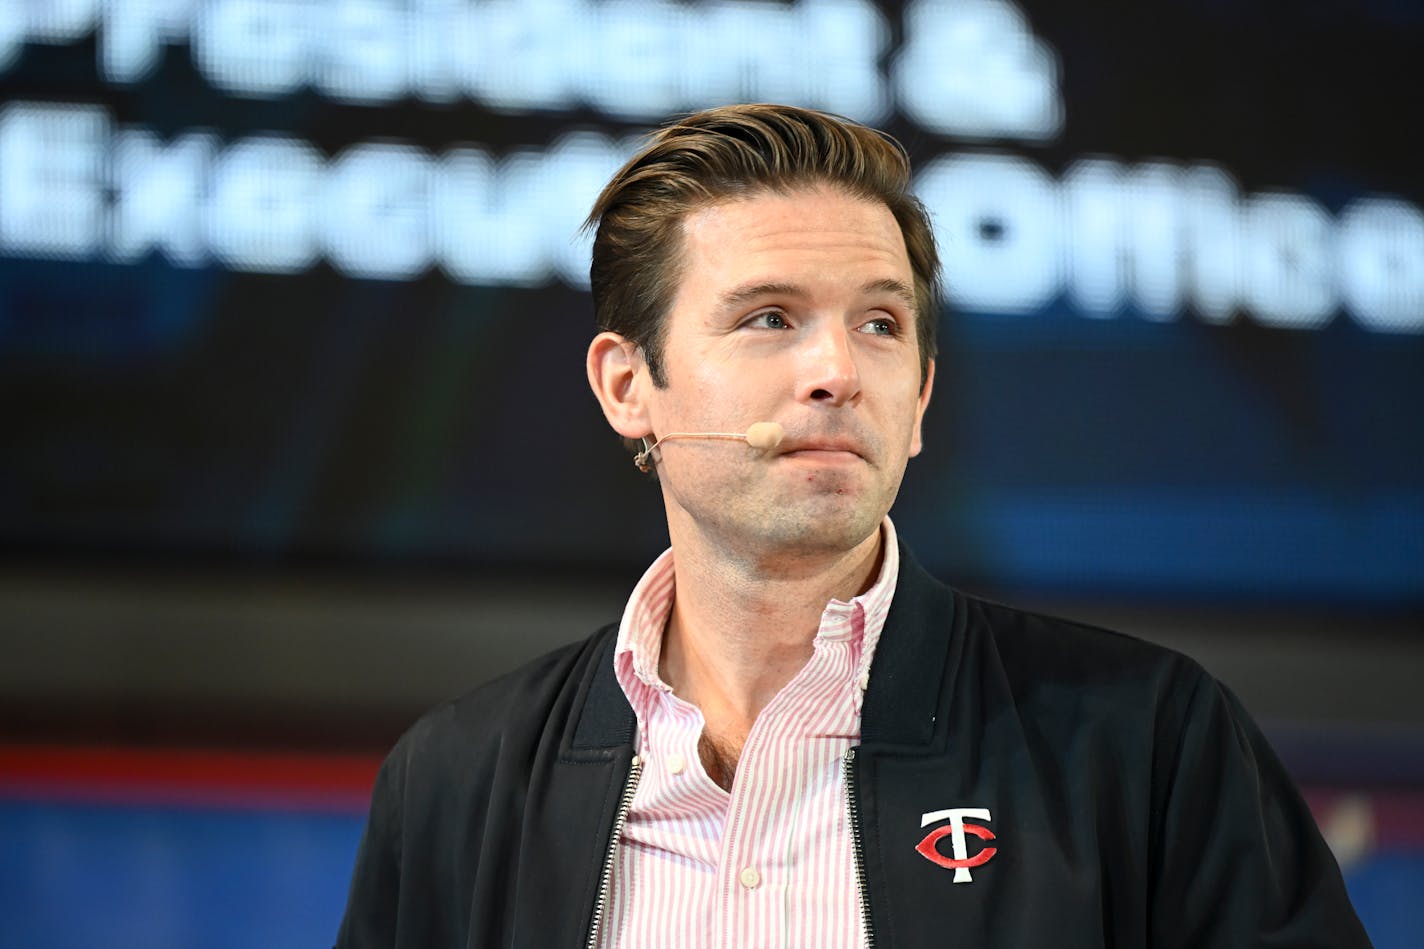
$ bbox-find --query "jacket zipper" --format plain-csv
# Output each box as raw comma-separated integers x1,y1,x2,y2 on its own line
843,747,875,948
586,753,644,949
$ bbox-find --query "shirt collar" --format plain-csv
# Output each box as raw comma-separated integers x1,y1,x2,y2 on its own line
613,517,901,701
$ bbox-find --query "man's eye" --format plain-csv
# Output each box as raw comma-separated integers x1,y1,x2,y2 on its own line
859,317,898,336
746,311,791,330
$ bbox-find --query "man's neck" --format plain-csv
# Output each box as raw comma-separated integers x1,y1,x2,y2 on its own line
657,525,884,788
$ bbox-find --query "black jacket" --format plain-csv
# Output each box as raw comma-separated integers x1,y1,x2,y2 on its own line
336,547,1371,948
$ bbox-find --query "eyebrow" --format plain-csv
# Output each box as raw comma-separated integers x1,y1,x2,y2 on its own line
863,278,919,314
714,282,805,314
714,278,918,315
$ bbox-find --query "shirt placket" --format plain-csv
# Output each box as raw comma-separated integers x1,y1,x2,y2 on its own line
716,706,776,947
715,628,858,947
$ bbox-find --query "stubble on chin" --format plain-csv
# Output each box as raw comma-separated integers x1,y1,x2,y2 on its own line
692,478,890,568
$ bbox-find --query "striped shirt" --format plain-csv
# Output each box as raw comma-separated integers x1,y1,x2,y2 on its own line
598,519,900,949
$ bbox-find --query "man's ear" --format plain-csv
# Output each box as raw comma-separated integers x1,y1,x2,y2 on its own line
908,358,935,458
587,331,653,440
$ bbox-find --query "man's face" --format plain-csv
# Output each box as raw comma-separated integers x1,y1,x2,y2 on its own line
636,184,934,561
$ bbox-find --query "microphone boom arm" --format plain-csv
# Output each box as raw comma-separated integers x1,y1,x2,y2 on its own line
634,432,751,472
633,423,783,472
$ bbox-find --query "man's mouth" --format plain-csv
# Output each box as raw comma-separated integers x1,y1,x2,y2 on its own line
776,437,867,462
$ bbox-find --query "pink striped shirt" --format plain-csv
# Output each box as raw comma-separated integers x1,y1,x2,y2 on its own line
598,520,900,949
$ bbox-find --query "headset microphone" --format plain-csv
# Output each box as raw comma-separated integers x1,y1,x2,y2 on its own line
634,422,784,472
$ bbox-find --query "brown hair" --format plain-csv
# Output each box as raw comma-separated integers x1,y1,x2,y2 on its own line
585,103,940,388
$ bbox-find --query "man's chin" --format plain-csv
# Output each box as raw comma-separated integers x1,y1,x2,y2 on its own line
751,501,885,555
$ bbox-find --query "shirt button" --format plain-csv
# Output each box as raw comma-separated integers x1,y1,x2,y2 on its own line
667,753,686,775
739,867,761,889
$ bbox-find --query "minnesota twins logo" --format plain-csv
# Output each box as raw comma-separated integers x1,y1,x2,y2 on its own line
915,808,997,883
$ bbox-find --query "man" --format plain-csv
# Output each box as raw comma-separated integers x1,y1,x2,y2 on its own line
336,104,1370,948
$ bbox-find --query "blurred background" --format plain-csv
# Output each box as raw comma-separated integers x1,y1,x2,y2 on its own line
0,0,1420,945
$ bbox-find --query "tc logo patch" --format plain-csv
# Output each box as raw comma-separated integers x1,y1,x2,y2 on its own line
916,808,997,882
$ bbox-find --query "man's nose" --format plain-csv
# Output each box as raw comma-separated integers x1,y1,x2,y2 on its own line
795,324,862,406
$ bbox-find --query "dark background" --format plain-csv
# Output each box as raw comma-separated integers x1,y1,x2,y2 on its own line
0,2,1421,945
0,0,1419,748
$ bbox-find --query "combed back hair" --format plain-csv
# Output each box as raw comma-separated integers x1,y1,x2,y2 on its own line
584,103,940,389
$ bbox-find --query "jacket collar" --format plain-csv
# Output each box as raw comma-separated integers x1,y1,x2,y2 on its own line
569,627,635,753
570,540,957,753
859,544,957,749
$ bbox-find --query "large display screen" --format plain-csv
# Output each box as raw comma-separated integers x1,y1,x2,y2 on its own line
2,0,1420,604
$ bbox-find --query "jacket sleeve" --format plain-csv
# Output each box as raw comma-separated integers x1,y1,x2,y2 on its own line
333,745,406,949
1148,669,1373,948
